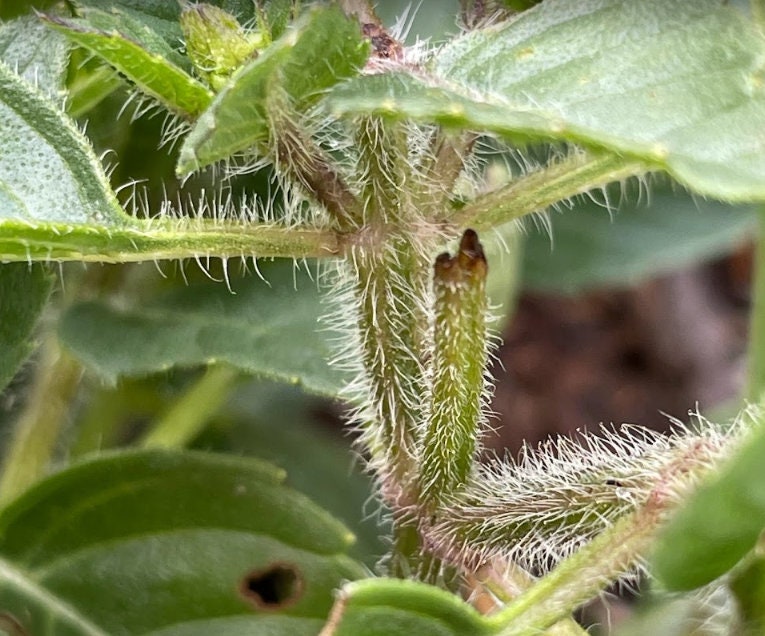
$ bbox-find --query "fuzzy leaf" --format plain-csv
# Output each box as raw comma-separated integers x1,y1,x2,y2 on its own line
177,6,369,174
522,185,757,293
0,16,69,99
324,579,494,636
0,449,364,635
43,7,213,119
58,264,348,396
0,264,52,393
653,423,765,591
328,0,765,201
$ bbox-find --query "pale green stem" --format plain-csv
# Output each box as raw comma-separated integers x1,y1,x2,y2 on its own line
0,337,82,507
419,230,487,510
747,209,765,404
139,365,239,449
487,509,659,635
0,219,339,263
454,153,644,230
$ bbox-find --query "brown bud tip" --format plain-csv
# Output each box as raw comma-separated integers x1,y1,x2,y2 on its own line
434,251,454,276
457,229,487,275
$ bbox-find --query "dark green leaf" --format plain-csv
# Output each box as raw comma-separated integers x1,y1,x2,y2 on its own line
325,578,495,636
43,8,213,118
522,184,757,293
653,423,765,591
178,5,369,173
0,450,365,635
328,0,765,201
58,263,349,396
0,264,52,393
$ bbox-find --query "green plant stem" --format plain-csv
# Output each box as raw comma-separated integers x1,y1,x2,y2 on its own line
139,365,240,449
0,337,82,507
454,153,644,230
0,219,340,263
487,509,658,635
747,209,765,403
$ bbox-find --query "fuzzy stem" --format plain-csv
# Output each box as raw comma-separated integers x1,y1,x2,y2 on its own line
270,105,360,228
139,365,239,449
747,209,765,403
0,337,81,507
419,229,488,510
0,219,340,263
453,153,644,230
487,509,658,635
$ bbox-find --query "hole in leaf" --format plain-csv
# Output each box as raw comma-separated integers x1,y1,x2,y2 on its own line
240,563,304,610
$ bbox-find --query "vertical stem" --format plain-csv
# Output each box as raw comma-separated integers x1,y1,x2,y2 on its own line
419,230,488,510
139,365,239,449
0,337,81,506
747,209,765,404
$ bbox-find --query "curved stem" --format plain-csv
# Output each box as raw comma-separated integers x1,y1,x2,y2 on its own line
0,336,82,507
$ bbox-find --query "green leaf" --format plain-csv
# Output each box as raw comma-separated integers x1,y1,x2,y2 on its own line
653,423,765,591
43,7,213,119
178,5,369,173
0,55,131,226
0,264,52,393
730,556,765,634
0,449,365,635
325,578,494,636
58,263,349,396
0,16,69,99
522,184,757,293
328,0,765,201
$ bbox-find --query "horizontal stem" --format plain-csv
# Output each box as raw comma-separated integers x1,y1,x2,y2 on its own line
0,218,340,263
454,153,645,230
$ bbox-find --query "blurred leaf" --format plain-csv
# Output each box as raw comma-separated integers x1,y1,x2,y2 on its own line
0,264,52,393
178,5,369,173
522,185,756,293
221,380,385,564
731,557,765,634
43,7,213,118
0,450,365,635
653,424,765,591
58,263,349,396
325,578,494,636
328,0,765,201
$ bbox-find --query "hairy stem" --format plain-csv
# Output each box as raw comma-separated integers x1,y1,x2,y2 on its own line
0,337,81,506
454,152,644,230
0,219,340,263
419,230,488,510
139,365,240,449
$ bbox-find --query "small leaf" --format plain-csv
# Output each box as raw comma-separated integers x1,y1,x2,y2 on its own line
178,5,369,173
653,422,765,591
0,450,364,635
0,264,52,393
328,0,765,201
43,7,213,119
522,184,757,293
324,578,494,636
58,263,349,396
